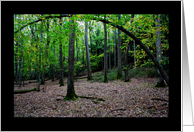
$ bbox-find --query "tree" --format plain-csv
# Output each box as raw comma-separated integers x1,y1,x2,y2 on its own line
85,21,92,80
103,15,108,83
108,30,111,72
117,14,122,79
155,14,166,87
14,15,19,83
124,44,129,82
59,15,64,86
64,16,78,101
133,40,136,69
114,29,117,68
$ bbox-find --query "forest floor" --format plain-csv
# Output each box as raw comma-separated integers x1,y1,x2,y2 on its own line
14,73,169,117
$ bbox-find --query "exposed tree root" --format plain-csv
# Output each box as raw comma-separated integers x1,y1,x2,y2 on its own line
56,95,105,103
147,102,168,109
110,108,126,112
151,97,168,102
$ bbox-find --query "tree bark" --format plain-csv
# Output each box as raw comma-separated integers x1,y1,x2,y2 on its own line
155,14,166,87
104,15,108,83
15,40,19,83
59,16,64,86
89,21,93,55
85,21,92,80
133,40,136,69
117,14,122,79
76,38,79,62
125,44,129,82
114,29,117,68
108,30,111,72
64,18,78,101
18,39,22,88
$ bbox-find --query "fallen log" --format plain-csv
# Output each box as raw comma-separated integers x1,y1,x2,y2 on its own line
14,83,28,85
29,80,38,83
14,88,36,94
75,76,88,80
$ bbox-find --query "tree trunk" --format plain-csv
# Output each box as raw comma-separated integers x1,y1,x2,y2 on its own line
76,38,79,62
117,14,122,79
52,44,55,81
133,40,136,69
114,29,117,68
37,21,43,92
64,18,78,101
155,14,166,87
14,15,19,83
82,37,85,65
52,20,57,81
19,39,22,88
109,31,111,72
59,16,64,86
15,42,19,83
125,44,129,82
104,15,108,83
85,21,92,80
89,21,93,55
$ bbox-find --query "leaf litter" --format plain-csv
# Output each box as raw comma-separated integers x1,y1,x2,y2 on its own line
14,76,169,117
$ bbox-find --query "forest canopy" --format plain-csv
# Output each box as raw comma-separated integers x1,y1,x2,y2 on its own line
14,14,169,87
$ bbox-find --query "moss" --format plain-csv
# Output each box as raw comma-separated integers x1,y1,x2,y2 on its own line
14,88,36,94
87,77,93,81
63,92,78,101
117,71,122,79
124,80,130,82
155,81,167,87
92,100,98,104
104,79,108,83
59,83,64,87
97,98,105,101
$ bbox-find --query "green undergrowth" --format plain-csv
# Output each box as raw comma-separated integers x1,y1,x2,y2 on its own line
90,67,158,83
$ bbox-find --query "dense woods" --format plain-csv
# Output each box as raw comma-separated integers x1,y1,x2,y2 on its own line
14,14,169,117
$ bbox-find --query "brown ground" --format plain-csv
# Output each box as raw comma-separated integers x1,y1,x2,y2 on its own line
14,76,169,117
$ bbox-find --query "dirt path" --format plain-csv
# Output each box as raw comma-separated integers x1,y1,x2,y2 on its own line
14,77,169,117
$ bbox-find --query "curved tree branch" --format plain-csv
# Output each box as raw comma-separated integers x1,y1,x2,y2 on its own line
14,15,169,86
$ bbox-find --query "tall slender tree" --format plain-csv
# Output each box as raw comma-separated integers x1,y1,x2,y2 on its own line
64,16,78,101
124,44,129,82
59,15,64,86
117,14,122,79
104,15,108,83
133,40,136,69
14,15,19,83
108,29,111,72
85,21,92,80
155,14,166,87
114,29,117,68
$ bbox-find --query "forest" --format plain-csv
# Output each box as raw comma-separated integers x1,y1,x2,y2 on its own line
14,14,169,117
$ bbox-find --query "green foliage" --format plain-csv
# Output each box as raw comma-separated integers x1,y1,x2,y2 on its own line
128,67,157,78
14,14,169,83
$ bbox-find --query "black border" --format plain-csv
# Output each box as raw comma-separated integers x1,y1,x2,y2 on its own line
1,1,181,131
